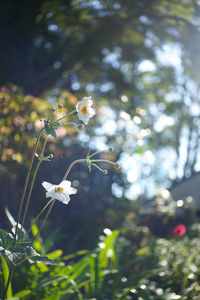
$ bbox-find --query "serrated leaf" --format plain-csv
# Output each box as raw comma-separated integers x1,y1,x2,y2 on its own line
11,225,32,246
49,129,57,138
52,121,60,128
25,246,39,258
5,247,26,264
0,229,14,250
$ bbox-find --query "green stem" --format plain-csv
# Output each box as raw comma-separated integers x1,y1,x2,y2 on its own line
88,150,105,158
34,159,86,239
91,163,105,173
63,159,86,180
51,110,76,125
90,159,116,165
27,198,54,234
20,136,48,236
34,199,56,242
14,129,43,242
2,264,15,300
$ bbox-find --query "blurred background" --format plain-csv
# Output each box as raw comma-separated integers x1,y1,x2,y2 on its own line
1,0,200,299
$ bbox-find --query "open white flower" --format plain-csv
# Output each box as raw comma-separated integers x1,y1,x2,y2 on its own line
76,96,95,125
42,180,77,205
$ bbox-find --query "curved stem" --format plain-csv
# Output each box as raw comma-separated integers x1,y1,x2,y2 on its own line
20,136,48,235
90,159,116,165
14,129,43,242
63,159,86,180
89,150,107,158
91,163,105,173
2,264,15,300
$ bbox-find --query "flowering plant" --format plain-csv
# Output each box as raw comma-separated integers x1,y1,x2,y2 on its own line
0,96,120,300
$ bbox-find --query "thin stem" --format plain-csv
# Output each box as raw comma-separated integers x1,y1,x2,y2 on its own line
2,264,15,300
89,150,107,158
27,198,54,234
20,136,48,235
90,159,116,165
63,159,86,180
47,107,58,121
34,199,56,242
35,159,86,238
91,163,105,173
14,129,43,242
60,122,79,127
51,110,76,125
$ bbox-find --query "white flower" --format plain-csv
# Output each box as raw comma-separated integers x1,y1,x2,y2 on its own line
42,180,77,205
76,96,95,125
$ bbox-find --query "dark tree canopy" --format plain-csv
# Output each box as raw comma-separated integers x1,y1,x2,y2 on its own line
0,0,199,95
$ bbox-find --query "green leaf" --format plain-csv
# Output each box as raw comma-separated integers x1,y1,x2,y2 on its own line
38,275,67,288
0,255,13,298
47,249,63,260
11,225,32,246
52,121,60,128
5,207,16,227
49,128,57,138
5,246,26,264
13,290,31,298
31,255,57,265
25,246,39,258
42,288,60,300
0,229,14,250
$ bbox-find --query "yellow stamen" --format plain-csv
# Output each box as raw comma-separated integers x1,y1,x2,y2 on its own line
81,106,87,115
54,186,64,194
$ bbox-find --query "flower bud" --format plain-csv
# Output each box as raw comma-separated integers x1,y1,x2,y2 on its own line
78,124,84,130
58,104,63,109
49,154,54,159
114,162,121,170
103,169,108,175
109,147,114,153
52,107,57,112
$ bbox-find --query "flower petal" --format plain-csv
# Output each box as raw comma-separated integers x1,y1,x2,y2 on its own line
77,112,89,124
68,187,77,195
56,193,68,203
62,194,71,204
46,191,55,198
59,180,71,189
42,181,54,191
88,107,95,117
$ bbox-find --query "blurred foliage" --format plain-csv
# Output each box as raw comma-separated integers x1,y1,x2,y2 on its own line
0,0,199,96
1,198,200,299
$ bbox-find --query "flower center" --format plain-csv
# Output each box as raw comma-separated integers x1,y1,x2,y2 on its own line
81,106,87,115
54,186,64,194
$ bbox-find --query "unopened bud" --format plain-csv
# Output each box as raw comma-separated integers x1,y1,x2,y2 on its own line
114,162,121,170
78,124,84,130
103,169,108,175
52,107,57,112
109,147,114,153
58,104,63,109
49,154,54,159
